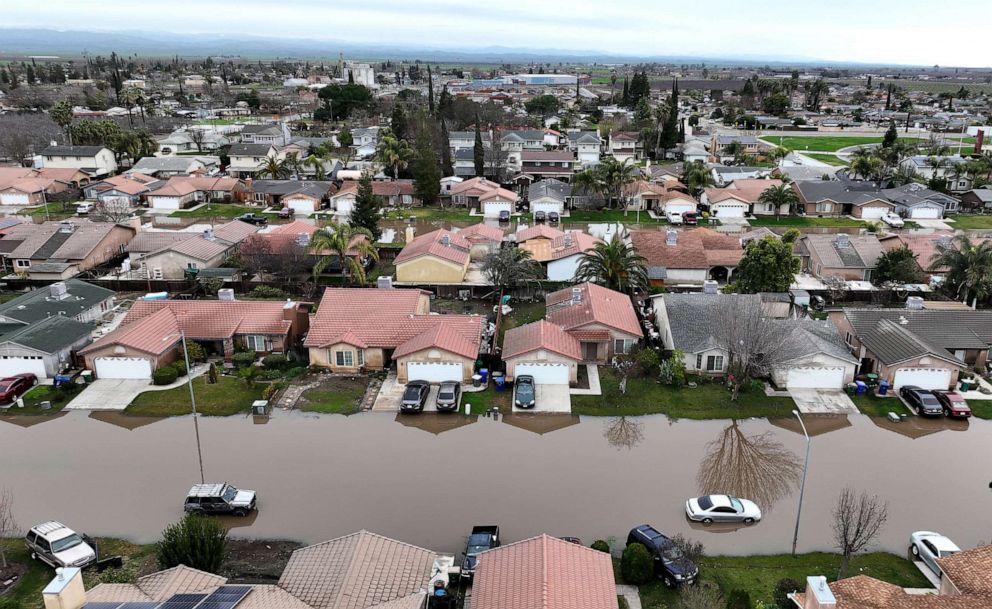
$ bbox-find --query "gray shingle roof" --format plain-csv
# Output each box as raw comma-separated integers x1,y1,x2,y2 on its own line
0,315,92,353
229,143,275,156
661,293,760,352
528,178,571,202
802,234,883,269
41,145,107,156
793,180,889,206
844,308,992,364
0,279,114,324
129,156,217,173
787,319,858,364
881,183,954,209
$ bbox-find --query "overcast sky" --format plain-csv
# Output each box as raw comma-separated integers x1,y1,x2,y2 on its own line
5,0,991,67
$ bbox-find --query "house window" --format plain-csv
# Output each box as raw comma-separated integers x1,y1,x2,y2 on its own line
357,350,364,366
187,262,198,270
335,350,354,367
706,355,724,372
614,339,632,354
816,202,833,213
15,259,30,268
845,332,854,347
244,335,267,351
695,354,703,369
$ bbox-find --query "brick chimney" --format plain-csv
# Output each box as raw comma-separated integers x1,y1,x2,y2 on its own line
42,567,86,609
800,576,836,609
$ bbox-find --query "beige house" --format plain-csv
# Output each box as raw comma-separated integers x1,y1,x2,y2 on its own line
798,233,884,281
0,219,135,280
503,320,582,384
546,283,642,362
135,220,257,280
456,223,505,260
394,229,471,283
40,145,117,178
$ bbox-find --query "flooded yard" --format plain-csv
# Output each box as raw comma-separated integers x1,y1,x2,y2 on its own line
0,410,989,557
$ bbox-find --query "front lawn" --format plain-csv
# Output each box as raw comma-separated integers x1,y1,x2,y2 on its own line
572,370,795,419
460,387,511,414
298,377,368,414
380,207,474,222
4,383,83,415
567,209,665,224
948,214,992,230
169,204,277,219
803,153,850,166
968,401,992,420
748,216,864,228
125,376,264,416
26,202,77,219
851,393,910,417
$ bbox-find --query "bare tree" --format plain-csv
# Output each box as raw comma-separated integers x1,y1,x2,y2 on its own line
189,128,207,153
0,113,62,163
676,583,723,609
94,196,134,223
696,422,802,513
0,487,19,568
671,533,705,564
603,417,644,450
832,487,889,579
712,296,796,400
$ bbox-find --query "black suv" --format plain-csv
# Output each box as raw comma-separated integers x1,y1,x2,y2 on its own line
899,385,943,416
401,380,430,413
627,525,699,587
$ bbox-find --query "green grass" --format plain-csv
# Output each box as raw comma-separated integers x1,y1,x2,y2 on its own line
968,401,992,419
26,202,77,219
169,204,276,219
460,387,511,414
948,214,992,229
748,216,864,228
380,207,474,222
803,153,850,166
3,384,83,415
851,393,911,417
761,136,887,152
572,370,795,419
567,209,665,224
125,376,264,416
298,377,368,414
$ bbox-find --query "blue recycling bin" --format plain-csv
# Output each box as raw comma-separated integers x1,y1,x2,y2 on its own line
493,372,506,391
855,380,867,396
479,368,489,384
877,380,890,396
53,374,71,387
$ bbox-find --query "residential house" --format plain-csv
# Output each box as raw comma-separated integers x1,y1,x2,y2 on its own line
226,143,278,178
792,180,895,219
546,282,642,361
567,130,602,167
128,155,218,178
83,173,162,205
773,163,839,182
623,180,691,214
882,183,955,218
899,155,975,193
0,279,115,327
0,219,135,280
306,288,484,382
711,134,763,163
681,139,710,163
472,535,619,609
798,233,883,281
239,123,286,145
517,227,600,281
0,167,78,207
156,129,229,155
631,227,744,285
80,296,310,378
136,220,258,280
711,165,772,186
501,130,547,172
451,177,515,211
249,180,335,214
960,186,992,212
453,147,482,178
456,223,504,260
703,178,785,217
395,229,471,283
829,307,992,389
145,176,244,211
351,127,380,159
607,131,641,162
330,180,417,216
450,130,491,151
40,145,117,178
878,231,962,282
502,320,582,384
528,178,571,216
520,150,575,181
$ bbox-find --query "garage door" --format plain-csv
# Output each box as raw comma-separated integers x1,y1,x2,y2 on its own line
407,362,464,383
94,357,153,380
714,203,746,218
532,202,561,215
287,199,315,214
335,200,354,215
861,207,888,219
0,193,30,206
515,362,569,384
893,367,952,390
910,206,941,219
666,202,696,215
484,202,512,218
786,366,845,389
0,355,47,378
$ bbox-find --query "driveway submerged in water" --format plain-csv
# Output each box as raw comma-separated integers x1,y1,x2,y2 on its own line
0,410,988,555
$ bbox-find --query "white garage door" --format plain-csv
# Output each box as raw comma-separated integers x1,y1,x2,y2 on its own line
514,363,569,384
0,355,47,378
0,193,30,206
151,197,181,211
335,200,354,215
666,201,696,215
714,203,746,218
532,202,562,215
94,357,153,380
861,207,888,219
910,206,941,219
483,201,512,218
407,362,464,383
287,199,315,214
786,366,845,389
893,367,952,390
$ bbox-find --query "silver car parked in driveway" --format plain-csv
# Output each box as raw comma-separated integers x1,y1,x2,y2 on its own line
910,531,960,578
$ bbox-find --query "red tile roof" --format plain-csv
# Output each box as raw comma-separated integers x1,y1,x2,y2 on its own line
335,180,416,197
517,225,565,243
503,320,581,360
546,283,642,338
472,535,618,609
450,177,503,197
394,229,471,267
148,176,242,197
938,544,992,596
392,316,485,359
631,227,743,270
520,230,600,262
457,223,505,244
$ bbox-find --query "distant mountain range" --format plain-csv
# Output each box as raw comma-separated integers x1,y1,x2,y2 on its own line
0,27,913,68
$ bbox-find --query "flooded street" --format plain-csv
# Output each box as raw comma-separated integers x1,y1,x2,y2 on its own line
1,410,989,556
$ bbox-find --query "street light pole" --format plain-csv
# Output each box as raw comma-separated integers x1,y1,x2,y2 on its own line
168,329,205,484
791,409,811,556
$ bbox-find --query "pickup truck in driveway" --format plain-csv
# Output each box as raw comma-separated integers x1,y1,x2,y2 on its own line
237,213,269,226
462,525,499,579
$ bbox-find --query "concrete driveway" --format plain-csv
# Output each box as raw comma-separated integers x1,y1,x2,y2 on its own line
372,373,465,413
64,379,154,411
513,384,572,413
789,388,858,414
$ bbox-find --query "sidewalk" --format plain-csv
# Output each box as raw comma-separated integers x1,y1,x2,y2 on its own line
64,363,209,411
570,364,602,395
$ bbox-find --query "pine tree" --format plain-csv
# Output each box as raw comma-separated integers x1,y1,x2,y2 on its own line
412,130,441,206
882,121,898,148
349,171,381,240
438,85,453,120
621,76,629,106
427,65,435,115
473,118,485,177
390,105,408,142
439,119,454,177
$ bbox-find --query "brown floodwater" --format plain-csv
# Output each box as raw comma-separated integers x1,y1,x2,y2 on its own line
1,410,989,556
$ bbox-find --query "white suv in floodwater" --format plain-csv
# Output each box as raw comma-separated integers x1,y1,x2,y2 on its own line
25,521,97,569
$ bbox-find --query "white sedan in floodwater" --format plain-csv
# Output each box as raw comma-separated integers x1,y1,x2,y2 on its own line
685,495,762,524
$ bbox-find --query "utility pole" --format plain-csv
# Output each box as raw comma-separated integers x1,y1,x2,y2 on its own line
791,409,811,556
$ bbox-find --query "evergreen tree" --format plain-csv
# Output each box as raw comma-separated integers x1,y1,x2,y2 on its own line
427,65,435,115
390,105,408,142
473,118,485,177
621,76,629,106
412,130,441,206
349,170,381,240
439,119,454,177
438,85,453,120
882,121,898,148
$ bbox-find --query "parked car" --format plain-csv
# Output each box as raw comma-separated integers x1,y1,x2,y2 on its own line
0,373,38,404
76,202,95,216
548,211,560,224
683,211,698,226
237,213,268,226
881,212,905,228
462,525,500,579
534,210,547,223
25,521,97,569
667,211,684,225
278,207,292,219
899,385,943,416
685,495,762,524
184,483,257,516
435,380,461,412
626,525,698,587
933,390,971,418
498,209,510,223
514,375,536,409
559,536,582,545
910,531,960,578
401,380,430,413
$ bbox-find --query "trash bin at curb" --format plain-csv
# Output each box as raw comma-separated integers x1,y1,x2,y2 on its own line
472,374,482,388
493,372,506,391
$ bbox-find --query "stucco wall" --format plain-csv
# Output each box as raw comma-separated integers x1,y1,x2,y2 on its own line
505,348,579,383
397,348,475,382
82,344,178,372
396,257,467,283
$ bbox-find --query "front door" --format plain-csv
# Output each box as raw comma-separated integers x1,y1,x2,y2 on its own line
582,342,599,361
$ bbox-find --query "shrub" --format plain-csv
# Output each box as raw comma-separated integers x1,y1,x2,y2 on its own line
249,285,289,299
671,533,705,564
96,566,135,584
152,366,178,386
773,578,802,609
727,589,752,609
232,350,257,369
636,348,661,377
262,354,289,370
262,383,279,401
171,360,188,376
618,597,630,609
659,349,687,387
157,514,228,573
207,362,218,384
590,539,611,554
620,543,654,585
184,340,206,362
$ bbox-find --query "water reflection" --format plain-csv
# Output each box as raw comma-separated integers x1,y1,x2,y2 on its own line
89,411,166,430
502,413,580,435
769,414,852,437
395,413,478,435
696,422,802,513
603,417,644,450
216,510,259,532
0,412,69,428
869,415,970,439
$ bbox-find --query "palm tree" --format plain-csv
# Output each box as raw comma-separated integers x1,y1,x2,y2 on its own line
680,160,714,196
574,157,639,209
930,235,992,308
284,152,303,179
758,184,800,220
304,154,327,180
375,131,412,178
482,247,542,289
575,233,648,295
309,224,379,285
260,156,289,179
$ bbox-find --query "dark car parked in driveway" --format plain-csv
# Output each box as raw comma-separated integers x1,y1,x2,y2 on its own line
899,385,943,416
401,380,430,413
534,210,547,223
933,390,971,418
436,381,461,412
498,210,510,222
627,525,699,587
514,375,535,409
0,373,37,404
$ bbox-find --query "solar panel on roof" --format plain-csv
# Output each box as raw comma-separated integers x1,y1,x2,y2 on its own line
158,603,200,609
83,604,124,609
205,585,251,601
117,603,159,609
196,602,237,609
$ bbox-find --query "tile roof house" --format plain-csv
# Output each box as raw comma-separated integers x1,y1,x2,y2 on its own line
631,228,744,286
519,229,600,282
828,307,992,389
704,178,785,216
456,223,505,260
135,220,259,280
798,233,884,281
145,176,245,211
0,219,136,280
472,535,618,609
0,167,84,207
80,297,310,378
546,282,641,361
395,229,472,283
502,320,582,383
451,177,519,217
83,172,163,205
305,288,484,382
877,231,969,280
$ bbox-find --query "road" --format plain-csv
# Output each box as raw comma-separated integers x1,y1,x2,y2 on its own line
1,410,989,556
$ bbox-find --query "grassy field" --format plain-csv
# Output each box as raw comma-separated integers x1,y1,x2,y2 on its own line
380,207,475,222
169,204,279,219
803,153,850,166
851,393,911,417
3,384,83,415
748,216,864,228
125,376,264,416
25,202,77,219
948,214,992,229
572,370,795,419
567,209,665,224
298,377,368,414
969,401,992,420
761,136,887,152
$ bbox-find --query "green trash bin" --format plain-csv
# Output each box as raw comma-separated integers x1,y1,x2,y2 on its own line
845,383,857,396
960,380,972,392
